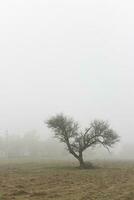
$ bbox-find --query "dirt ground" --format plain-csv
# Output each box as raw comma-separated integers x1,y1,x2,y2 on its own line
0,160,134,200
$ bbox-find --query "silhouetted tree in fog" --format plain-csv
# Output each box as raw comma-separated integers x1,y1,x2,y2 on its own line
46,114,120,168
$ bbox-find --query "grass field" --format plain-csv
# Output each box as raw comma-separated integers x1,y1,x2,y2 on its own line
0,159,134,200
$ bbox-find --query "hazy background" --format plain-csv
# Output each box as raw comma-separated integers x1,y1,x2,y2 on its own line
0,0,133,158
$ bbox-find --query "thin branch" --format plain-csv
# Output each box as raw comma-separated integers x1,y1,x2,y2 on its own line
84,127,92,136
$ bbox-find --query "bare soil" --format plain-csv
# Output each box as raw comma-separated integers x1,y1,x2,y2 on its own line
0,160,134,200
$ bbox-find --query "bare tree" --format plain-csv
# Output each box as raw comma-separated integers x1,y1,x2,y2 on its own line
46,114,120,168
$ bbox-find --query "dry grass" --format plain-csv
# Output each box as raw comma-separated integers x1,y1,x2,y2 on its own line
0,159,134,200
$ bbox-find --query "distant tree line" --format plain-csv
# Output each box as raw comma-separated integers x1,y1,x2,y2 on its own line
0,130,46,158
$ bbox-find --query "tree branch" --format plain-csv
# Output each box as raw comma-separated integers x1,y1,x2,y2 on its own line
66,138,79,159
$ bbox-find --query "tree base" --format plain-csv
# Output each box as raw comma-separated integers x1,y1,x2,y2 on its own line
79,161,95,169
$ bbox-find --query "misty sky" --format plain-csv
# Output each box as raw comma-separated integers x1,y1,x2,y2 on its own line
0,0,133,143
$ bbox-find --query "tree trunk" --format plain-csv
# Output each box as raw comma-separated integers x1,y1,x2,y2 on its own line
79,157,85,168
79,152,86,169
78,151,94,169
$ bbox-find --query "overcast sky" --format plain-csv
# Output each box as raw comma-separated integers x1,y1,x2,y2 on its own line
0,0,133,143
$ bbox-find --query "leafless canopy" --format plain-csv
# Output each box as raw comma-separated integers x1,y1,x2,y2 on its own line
46,114,120,168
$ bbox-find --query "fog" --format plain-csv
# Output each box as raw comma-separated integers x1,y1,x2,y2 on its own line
0,0,134,159
0,131,132,160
